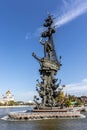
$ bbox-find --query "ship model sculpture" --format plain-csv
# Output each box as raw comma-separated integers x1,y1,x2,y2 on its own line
32,15,64,109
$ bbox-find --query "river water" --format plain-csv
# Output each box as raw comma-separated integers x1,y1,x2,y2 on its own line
0,107,87,130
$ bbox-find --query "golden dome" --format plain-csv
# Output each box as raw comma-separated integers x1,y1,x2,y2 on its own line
6,90,11,95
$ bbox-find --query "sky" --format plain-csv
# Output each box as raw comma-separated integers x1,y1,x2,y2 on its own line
0,0,87,101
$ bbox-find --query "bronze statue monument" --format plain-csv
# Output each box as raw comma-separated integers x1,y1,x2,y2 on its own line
6,15,82,121
32,15,64,109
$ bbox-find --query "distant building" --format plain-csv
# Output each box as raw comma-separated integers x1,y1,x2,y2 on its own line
0,90,14,105
80,96,87,106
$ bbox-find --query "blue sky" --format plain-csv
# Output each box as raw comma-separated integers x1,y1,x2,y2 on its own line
0,0,87,101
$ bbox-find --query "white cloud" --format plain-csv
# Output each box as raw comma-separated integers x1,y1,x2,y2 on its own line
25,0,87,40
63,78,87,96
82,78,87,82
25,33,32,40
25,27,44,40
54,0,87,27
14,90,38,102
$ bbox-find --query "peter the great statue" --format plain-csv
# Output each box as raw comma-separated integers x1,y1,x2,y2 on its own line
32,15,64,109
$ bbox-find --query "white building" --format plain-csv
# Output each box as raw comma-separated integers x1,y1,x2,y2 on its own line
1,90,14,104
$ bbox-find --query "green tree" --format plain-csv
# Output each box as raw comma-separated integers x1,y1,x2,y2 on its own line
75,99,82,106
8,101,18,106
65,99,72,107
56,91,65,103
0,102,3,106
